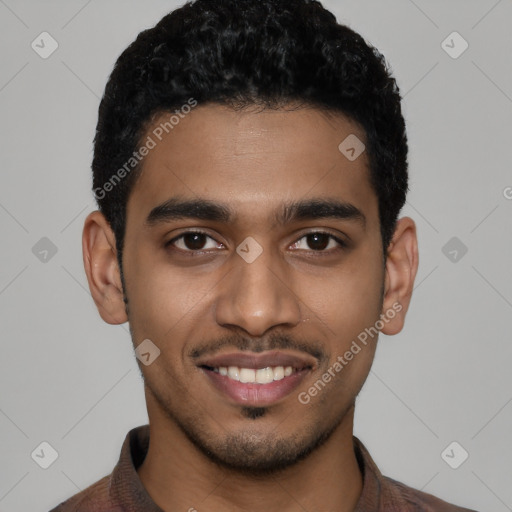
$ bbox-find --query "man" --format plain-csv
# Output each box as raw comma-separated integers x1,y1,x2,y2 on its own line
50,0,477,510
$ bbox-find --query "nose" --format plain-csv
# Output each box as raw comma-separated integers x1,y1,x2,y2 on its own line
214,245,302,337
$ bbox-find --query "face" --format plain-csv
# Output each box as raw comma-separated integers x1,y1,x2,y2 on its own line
84,103,417,474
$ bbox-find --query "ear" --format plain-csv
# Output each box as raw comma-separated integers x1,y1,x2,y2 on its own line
380,217,419,336
82,211,128,325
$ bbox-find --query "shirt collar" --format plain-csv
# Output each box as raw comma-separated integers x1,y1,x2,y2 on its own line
109,425,163,511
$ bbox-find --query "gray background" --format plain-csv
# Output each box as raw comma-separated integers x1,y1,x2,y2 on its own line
1,0,511,510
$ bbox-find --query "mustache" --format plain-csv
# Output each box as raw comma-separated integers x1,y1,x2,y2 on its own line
189,331,327,363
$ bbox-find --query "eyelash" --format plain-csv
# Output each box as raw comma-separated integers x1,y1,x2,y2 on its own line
165,230,348,255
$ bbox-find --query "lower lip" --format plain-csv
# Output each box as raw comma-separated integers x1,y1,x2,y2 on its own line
201,368,310,406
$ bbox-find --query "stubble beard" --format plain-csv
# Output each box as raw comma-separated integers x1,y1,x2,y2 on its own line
145,380,354,477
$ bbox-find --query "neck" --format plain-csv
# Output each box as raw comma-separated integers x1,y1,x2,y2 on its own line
137,405,363,512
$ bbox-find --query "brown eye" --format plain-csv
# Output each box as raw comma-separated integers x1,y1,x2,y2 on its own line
290,232,346,252
306,233,330,251
166,231,223,252
181,232,208,250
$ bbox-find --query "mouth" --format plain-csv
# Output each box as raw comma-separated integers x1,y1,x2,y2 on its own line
196,350,316,407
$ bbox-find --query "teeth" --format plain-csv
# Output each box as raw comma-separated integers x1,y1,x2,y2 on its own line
228,366,239,381
256,367,274,384
273,366,284,380
215,365,297,384
239,368,256,383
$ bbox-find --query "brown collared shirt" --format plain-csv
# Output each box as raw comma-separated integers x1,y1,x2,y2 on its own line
49,425,478,511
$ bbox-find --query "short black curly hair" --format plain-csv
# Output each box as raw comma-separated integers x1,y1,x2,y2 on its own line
92,0,408,273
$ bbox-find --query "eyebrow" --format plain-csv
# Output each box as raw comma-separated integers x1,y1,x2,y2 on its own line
145,197,366,228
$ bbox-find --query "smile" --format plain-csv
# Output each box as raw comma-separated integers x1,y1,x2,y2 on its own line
195,350,316,406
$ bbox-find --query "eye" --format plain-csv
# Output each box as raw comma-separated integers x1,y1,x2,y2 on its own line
166,231,224,252
290,232,347,252
165,230,347,255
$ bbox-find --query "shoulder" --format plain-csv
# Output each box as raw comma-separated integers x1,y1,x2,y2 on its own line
382,475,479,512
353,436,479,512
48,474,122,512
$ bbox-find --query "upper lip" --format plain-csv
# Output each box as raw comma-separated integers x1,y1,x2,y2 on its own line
195,350,317,371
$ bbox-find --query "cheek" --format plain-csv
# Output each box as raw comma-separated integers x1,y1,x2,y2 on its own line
299,251,384,339
123,248,218,343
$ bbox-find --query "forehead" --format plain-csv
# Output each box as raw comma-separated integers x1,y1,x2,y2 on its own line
127,104,378,227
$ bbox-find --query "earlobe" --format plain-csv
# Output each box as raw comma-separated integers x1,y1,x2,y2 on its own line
380,217,419,336
82,211,128,325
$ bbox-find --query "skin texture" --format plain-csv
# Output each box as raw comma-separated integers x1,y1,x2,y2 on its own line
82,104,419,512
